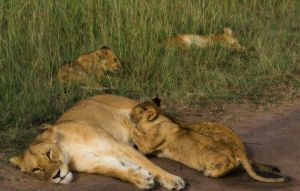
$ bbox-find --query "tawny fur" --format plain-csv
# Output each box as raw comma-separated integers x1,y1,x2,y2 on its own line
58,47,121,87
161,27,246,52
123,101,289,183
10,95,185,190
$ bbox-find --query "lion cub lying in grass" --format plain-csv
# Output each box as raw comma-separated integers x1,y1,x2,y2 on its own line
161,27,246,52
123,99,290,183
58,47,121,87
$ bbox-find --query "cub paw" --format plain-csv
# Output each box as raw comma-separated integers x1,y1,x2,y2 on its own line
159,174,185,190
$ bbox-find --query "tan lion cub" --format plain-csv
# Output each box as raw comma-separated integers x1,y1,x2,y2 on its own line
58,47,121,87
161,27,246,52
123,100,290,183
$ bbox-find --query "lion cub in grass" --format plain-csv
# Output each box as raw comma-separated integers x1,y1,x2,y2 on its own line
123,99,290,183
162,27,246,52
58,47,121,87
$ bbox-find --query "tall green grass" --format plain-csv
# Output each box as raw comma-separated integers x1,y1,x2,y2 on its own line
0,0,299,156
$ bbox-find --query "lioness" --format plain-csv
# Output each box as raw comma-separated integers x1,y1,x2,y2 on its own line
58,47,121,87
123,100,290,183
161,27,246,52
10,95,185,190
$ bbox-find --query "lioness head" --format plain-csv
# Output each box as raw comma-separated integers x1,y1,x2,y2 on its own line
10,125,72,184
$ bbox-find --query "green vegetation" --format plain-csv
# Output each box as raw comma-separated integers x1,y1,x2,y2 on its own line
0,0,299,158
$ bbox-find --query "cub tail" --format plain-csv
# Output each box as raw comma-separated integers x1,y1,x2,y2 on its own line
239,154,290,183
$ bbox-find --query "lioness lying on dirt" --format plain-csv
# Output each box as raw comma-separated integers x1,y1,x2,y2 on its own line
10,95,185,190
161,27,246,52
123,99,290,183
58,47,121,87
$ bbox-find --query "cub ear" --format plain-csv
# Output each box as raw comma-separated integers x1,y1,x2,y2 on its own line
10,155,23,168
101,46,110,50
152,97,161,107
144,107,158,121
100,46,110,55
100,46,110,53
223,27,233,36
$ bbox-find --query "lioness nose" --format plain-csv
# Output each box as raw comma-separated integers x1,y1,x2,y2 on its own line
52,169,61,179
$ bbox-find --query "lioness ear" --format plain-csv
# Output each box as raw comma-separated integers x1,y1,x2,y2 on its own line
10,155,23,168
144,108,158,121
37,124,53,133
224,27,233,36
46,150,53,160
152,97,161,107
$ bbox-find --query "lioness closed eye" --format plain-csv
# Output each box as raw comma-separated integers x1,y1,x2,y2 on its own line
123,100,290,183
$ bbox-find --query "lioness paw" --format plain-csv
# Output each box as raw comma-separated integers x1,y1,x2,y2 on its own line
130,167,155,189
139,171,155,189
159,174,185,190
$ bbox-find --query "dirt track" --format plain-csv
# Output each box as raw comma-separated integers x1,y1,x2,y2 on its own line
1,101,300,191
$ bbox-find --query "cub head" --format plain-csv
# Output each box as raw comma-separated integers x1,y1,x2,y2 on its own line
130,101,160,124
94,46,121,72
130,97,175,124
223,27,246,52
10,125,72,184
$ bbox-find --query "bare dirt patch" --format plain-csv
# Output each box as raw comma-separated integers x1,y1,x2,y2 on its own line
1,100,300,190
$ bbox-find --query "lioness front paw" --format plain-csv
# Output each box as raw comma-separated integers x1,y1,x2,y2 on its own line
130,167,155,189
159,174,185,190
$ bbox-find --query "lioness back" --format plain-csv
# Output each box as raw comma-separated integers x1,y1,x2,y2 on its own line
57,95,138,143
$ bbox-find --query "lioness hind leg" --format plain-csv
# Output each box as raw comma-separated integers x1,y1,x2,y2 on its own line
90,156,155,189
203,157,237,178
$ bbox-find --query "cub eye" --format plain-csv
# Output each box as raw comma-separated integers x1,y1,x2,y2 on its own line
114,58,117,62
32,167,41,173
46,150,52,160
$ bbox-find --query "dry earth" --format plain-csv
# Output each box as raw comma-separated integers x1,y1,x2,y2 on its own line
1,100,300,191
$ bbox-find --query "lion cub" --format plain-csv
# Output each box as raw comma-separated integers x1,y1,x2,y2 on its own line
58,47,121,87
123,100,289,183
161,27,246,52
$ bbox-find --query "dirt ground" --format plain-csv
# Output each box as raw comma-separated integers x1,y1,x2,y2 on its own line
1,100,300,191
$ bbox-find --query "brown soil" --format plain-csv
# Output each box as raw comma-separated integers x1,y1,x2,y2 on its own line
1,101,300,191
